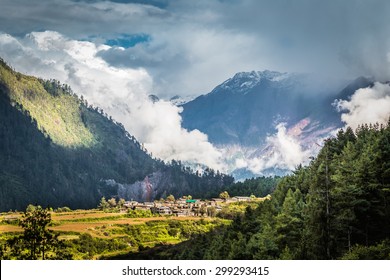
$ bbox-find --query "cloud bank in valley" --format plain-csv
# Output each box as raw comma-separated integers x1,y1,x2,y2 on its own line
225,122,313,175
262,123,310,171
334,82,390,129
0,31,224,170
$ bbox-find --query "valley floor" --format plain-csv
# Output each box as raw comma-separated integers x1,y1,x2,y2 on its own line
0,209,230,259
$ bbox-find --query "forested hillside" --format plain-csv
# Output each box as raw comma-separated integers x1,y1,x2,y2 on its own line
0,59,233,211
125,123,390,259
220,176,280,198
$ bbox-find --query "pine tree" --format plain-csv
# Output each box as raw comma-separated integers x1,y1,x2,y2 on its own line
275,188,305,258
98,197,109,211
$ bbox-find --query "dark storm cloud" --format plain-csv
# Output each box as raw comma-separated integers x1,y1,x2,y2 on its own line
213,0,390,80
71,0,169,9
0,0,170,38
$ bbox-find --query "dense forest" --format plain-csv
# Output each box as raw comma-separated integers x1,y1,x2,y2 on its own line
120,123,390,259
219,176,280,198
0,58,233,211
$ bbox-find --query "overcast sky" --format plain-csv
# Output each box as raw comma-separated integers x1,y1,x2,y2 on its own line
1,0,390,172
1,0,390,98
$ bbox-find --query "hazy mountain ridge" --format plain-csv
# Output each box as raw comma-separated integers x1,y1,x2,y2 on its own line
181,71,374,178
181,71,372,146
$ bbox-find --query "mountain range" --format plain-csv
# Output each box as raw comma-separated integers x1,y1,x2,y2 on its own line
180,71,373,178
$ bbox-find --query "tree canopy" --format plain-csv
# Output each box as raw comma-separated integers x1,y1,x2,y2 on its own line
4,206,66,259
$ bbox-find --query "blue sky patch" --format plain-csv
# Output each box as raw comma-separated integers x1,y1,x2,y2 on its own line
105,34,151,48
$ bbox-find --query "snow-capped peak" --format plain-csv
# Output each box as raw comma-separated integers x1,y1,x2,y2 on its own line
169,95,188,106
218,70,291,94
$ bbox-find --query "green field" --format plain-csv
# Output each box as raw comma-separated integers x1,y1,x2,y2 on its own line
0,209,230,259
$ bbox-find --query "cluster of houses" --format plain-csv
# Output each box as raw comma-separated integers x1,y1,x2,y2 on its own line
123,196,254,217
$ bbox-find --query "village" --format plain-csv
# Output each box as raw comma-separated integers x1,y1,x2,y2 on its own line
122,195,264,217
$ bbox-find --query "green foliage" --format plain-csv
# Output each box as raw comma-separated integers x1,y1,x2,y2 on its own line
17,206,55,259
25,204,36,212
56,215,125,223
275,189,304,258
107,198,117,208
67,233,130,259
126,210,156,218
219,191,230,199
199,205,207,216
103,218,230,259
55,206,72,213
303,124,390,259
0,63,158,211
207,206,217,218
2,206,68,259
118,198,125,208
222,176,280,198
98,197,109,211
0,217,19,226
341,240,390,260
216,201,258,219
154,161,234,200
0,63,96,148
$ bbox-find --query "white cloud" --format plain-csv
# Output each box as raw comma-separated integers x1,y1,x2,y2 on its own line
267,123,309,168
222,122,312,174
334,82,390,129
98,26,263,98
234,158,248,169
246,123,310,173
0,31,224,170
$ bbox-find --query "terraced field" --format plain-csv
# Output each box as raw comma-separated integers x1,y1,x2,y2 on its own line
1,211,213,236
0,210,228,259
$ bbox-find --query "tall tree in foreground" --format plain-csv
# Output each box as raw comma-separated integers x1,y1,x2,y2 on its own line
9,206,59,259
